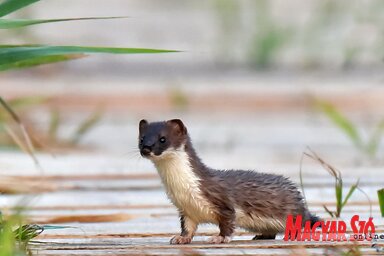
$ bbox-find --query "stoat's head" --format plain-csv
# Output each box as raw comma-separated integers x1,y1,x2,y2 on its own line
138,119,188,160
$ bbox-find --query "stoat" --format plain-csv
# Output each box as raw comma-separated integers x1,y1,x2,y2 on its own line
138,119,318,244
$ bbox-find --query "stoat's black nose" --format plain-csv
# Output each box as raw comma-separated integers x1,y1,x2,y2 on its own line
140,147,151,156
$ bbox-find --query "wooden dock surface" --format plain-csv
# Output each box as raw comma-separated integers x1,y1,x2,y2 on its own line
1,154,383,255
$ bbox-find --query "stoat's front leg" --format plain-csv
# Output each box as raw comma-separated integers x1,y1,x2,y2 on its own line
170,214,197,244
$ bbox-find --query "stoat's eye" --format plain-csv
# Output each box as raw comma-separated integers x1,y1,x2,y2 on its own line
159,137,166,143
139,137,144,145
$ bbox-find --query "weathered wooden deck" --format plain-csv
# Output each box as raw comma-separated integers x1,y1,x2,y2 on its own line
1,153,383,255
1,74,384,254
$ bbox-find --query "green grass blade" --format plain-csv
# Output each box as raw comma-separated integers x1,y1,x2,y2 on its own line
13,224,43,242
378,188,384,217
0,97,41,170
0,53,85,71
8,95,47,109
0,16,126,29
316,100,363,149
0,45,178,61
366,119,384,157
48,108,60,141
323,205,334,218
341,179,359,208
0,45,178,71
42,225,76,230
0,96,22,124
0,0,40,18
304,148,339,178
335,178,342,217
357,187,372,217
70,110,102,144
3,124,29,154
0,220,16,255
0,96,42,121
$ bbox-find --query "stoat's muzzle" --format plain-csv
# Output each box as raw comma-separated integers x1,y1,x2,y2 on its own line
140,146,152,157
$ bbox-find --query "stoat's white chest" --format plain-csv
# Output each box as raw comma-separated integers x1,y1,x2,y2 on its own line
151,150,215,223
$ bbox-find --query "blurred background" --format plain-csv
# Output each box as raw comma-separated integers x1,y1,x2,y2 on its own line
0,1,383,253
1,0,384,177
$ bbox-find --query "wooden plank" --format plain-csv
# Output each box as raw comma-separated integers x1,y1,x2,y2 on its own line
1,153,383,255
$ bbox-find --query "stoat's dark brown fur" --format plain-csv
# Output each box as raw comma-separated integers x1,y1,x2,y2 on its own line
138,119,318,244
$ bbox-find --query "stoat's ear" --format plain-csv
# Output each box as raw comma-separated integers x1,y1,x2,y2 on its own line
167,119,187,135
139,119,148,133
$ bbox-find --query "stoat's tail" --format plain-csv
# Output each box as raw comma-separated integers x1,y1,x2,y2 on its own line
309,214,322,228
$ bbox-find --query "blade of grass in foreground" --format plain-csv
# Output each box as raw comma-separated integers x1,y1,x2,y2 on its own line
42,225,77,230
0,45,178,71
366,119,384,157
0,219,17,256
0,0,40,18
315,100,363,149
335,177,342,217
341,179,359,208
7,96,47,109
14,224,43,242
0,97,42,170
323,205,335,218
357,187,372,217
48,108,60,141
378,189,384,217
70,109,102,144
0,54,85,70
0,16,126,29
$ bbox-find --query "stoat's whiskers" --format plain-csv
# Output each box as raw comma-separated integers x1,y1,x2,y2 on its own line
122,149,141,160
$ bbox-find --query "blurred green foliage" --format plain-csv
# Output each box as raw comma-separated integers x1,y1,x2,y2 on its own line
249,1,291,68
0,0,176,71
168,86,189,111
316,100,384,161
0,96,103,150
379,189,384,217
304,149,361,218
214,0,384,69
0,208,75,255
0,206,39,256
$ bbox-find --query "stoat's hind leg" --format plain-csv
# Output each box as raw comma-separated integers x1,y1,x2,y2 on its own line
207,205,235,244
252,233,276,240
208,235,232,244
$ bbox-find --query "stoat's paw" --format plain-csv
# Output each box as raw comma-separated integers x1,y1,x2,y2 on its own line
170,235,192,244
252,234,276,240
207,235,232,244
